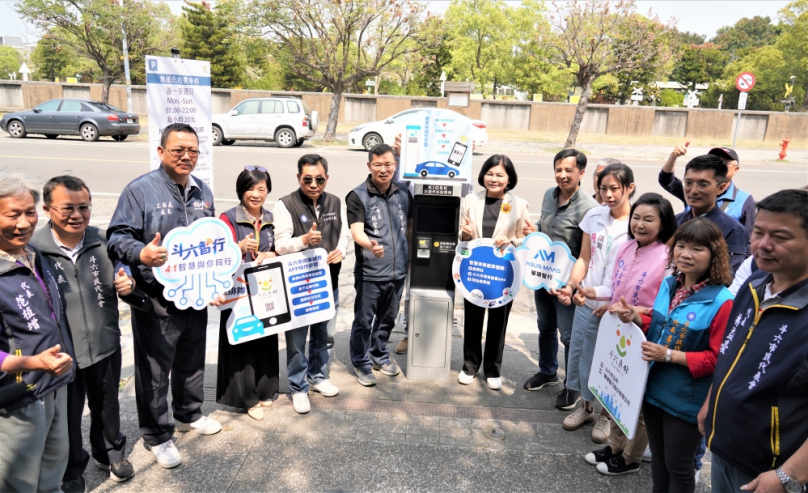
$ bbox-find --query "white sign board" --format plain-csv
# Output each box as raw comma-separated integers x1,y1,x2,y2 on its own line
217,249,336,345
588,312,650,440
452,239,521,308
398,108,474,185
514,232,577,291
738,91,748,110
146,56,214,191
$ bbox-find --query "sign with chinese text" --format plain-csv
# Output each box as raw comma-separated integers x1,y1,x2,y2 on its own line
452,238,521,308
153,217,241,310
217,249,335,345
514,232,577,291
588,312,649,439
398,108,474,186
146,55,214,191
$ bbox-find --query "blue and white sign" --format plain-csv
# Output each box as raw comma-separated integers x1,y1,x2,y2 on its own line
452,238,521,308
515,232,577,291
153,217,242,310
217,248,335,345
146,55,214,191
398,108,474,185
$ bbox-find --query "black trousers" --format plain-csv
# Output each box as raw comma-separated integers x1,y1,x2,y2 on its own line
131,295,207,446
462,299,512,378
643,402,704,493
63,347,126,481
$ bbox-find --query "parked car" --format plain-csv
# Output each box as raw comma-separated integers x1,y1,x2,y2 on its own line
347,109,488,151
211,97,318,148
0,99,140,141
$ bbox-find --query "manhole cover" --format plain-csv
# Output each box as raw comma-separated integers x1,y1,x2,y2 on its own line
485,427,505,441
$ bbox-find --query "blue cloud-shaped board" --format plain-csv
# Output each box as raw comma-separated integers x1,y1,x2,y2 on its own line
515,232,577,291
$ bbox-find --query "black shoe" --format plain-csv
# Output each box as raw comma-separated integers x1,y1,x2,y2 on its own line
523,372,560,391
97,458,135,482
555,387,581,410
585,445,621,465
596,455,641,476
61,476,86,493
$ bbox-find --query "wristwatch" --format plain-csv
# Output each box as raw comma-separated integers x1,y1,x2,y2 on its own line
776,467,807,493
664,349,672,363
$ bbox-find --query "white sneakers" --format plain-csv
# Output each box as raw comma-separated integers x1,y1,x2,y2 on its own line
149,441,182,469
457,371,475,385
292,393,311,414
310,379,339,397
486,377,502,390
247,404,264,421
176,415,222,435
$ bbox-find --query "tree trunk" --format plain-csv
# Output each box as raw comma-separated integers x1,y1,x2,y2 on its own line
324,91,342,142
101,76,114,104
564,78,594,149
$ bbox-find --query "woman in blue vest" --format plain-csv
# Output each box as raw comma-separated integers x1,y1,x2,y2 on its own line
616,218,733,493
216,167,279,421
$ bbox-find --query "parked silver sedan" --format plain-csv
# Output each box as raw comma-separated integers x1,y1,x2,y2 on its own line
0,99,141,141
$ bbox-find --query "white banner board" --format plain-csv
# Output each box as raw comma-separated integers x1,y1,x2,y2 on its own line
452,238,521,308
146,55,214,191
398,108,474,185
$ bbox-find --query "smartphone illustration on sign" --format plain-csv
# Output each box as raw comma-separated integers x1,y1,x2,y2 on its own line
403,125,421,173
244,262,292,327
447,141,468,167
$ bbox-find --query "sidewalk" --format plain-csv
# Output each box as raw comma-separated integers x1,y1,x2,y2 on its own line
76,302,712,492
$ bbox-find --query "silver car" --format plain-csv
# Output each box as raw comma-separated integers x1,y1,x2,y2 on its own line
0,99,141,141
212,97,318,148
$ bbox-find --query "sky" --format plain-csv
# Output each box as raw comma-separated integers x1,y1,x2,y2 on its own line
0,0,794,47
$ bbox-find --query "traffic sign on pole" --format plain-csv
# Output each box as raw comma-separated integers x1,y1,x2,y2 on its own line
738,92,748,110
736,72,756,92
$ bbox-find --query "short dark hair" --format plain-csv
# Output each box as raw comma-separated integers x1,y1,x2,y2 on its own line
597,162,635,199
628,193,677,244
43,175,91,204
368,143,395,163
755,189,808,237
298,154,329,174
684,155,728,183
553,149,587,171
477,154,518,191
160,123,198,148
667,217,733,286
235,169,272,203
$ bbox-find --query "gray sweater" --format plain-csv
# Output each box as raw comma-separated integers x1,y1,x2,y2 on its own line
536,186,599,259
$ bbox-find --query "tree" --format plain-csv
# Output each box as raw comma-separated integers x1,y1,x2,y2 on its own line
181,1,244,88
545,0,672,148
31,32,70,81
0,46,24,80
408,17,452,97
712,16,780,61
777,0,808,110
17,0,173,102
671,43,728,88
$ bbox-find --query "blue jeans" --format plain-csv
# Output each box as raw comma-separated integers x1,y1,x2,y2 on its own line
694,436,706,470
565,304,601,401
350,278,405,373
285,288,338,394
535,288,576,380
711,453,756,493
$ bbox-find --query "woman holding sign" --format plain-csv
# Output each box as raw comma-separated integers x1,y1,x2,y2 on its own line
216,167,279,421
457,155,530,390
616,218,733,492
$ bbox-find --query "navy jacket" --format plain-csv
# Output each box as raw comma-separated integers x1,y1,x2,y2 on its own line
106,166,215,296
675,205,749,275
706,271,808,477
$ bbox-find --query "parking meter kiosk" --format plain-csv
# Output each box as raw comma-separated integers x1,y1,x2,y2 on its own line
406,183,461,381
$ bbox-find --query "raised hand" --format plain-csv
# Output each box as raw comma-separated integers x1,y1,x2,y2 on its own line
140,233,168,267
113,267,134,296
522,219,536,236
369,239,384,258
671,140,690,159
616,296,636,324
34,345,73,377
239,233,258,254
306,222,322,246
461,218,473,240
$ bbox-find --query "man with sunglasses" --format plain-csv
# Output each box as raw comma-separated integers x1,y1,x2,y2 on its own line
273,155,349,413
32,176,139,491
107,123,220,470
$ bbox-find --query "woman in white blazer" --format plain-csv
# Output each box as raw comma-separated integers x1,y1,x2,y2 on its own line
458,154,530,390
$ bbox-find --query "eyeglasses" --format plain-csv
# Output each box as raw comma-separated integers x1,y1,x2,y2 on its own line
245,166,267,172
50,204,92,216
682,179,719,192
371,162,396,170
166,148,199,158
302,176,326,186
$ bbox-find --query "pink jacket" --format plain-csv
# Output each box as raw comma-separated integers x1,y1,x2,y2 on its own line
608,239,670,308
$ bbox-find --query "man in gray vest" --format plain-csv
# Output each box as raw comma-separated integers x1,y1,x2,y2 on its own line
346,144,413,387
274,154,349,413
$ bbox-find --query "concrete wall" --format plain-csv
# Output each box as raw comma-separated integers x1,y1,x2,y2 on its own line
1,80,806,142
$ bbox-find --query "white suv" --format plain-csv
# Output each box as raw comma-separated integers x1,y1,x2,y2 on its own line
212,97,319,148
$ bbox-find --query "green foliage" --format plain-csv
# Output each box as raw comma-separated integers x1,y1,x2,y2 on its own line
180,2,244,88
31,33,69,81
0,46,24,80
672,43,728,87
712,16,780,61
777,0,808,110
659,89,684,107
410,17,453,97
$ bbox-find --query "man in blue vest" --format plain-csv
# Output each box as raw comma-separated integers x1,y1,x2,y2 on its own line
346,144,413,387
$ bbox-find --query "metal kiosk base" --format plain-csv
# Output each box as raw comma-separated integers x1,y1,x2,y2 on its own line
405,287,454,381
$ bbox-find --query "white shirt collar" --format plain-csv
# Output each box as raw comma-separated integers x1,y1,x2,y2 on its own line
50,226,85,264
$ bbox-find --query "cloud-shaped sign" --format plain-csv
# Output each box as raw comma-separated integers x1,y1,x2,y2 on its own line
514,232,577,291
153,217,242,309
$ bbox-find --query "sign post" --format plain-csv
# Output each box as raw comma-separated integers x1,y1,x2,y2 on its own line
733,72,755,150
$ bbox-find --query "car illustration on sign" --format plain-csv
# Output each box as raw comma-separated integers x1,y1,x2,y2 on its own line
231,315,265,342
414,161,461,179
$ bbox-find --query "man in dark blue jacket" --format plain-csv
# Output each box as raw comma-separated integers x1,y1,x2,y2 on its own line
107,123,221,470
700,189,808,493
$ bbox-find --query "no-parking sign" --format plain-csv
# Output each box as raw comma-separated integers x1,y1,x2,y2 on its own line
736,72,756,92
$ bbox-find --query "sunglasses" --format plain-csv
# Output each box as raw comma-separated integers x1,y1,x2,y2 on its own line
302,176,326,185
244,166,267,172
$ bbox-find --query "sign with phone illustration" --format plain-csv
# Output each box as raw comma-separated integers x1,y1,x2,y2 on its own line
152,217,242,310
514,232,577,291
216,248,335,345
452,238,521,308
588,312,649,440
398,108,474,185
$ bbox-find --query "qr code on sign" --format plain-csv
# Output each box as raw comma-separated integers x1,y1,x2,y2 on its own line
264,302,274,312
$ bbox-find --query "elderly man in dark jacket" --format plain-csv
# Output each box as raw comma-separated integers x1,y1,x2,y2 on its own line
32,176,139,492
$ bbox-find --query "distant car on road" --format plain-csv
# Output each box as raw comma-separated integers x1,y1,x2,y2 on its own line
211,97,318,148
0,99,140,141
347,109,488,151
414,161,461,179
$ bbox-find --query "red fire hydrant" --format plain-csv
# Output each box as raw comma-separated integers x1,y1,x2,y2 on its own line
779,138,790,161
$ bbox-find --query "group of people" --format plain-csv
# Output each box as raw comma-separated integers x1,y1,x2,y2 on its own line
0,121,805,493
